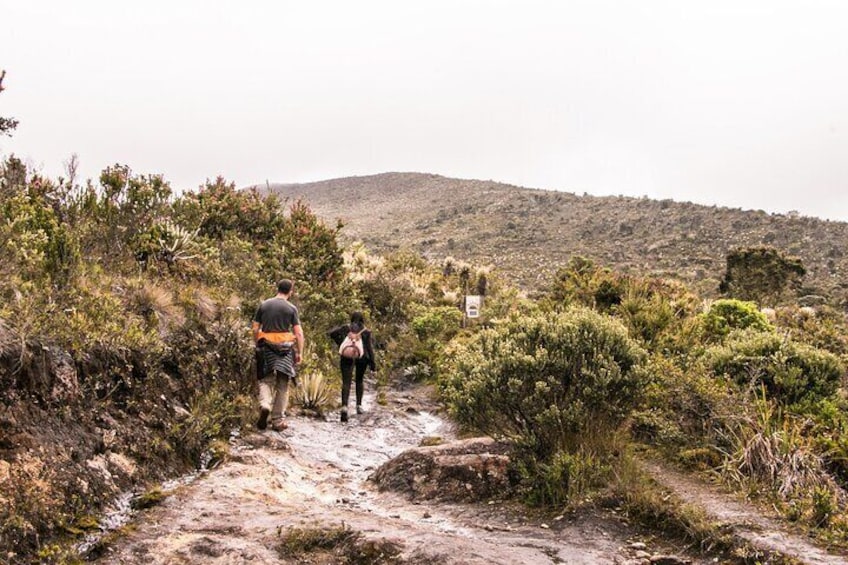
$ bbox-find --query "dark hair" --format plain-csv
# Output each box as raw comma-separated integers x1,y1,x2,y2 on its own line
277,279,294,294
350,311,365,325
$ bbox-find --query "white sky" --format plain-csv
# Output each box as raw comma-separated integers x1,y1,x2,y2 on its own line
2,1,848,220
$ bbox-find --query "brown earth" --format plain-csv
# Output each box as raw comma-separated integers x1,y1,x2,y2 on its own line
89,383,710,564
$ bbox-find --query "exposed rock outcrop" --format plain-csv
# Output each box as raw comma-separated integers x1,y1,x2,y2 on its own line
370,437,512,502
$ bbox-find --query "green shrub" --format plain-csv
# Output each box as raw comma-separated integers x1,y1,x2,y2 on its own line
773,305,848,359
632,356,738,456
170,385,251,465
699,299,773,341
439,306,647,462
704,330,844,408
0,174,80,285
411,306,463,341
546,256,625,311
616,290,676,346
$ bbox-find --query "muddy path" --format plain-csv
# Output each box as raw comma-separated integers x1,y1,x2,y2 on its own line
93,382,708,564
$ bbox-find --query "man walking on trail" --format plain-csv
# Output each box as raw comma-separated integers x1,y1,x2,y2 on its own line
252,279,304,431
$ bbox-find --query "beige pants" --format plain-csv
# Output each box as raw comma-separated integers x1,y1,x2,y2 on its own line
258,371,291,424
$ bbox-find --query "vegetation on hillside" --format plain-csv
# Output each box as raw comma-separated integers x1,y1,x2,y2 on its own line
269,172,848,306
0,156,516,563
3,150,848,562
440,256,848,546
0,156,352,561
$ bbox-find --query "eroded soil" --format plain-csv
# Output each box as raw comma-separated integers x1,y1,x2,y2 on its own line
90,383,710,564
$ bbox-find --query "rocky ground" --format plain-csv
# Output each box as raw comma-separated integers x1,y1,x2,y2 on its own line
84,381,847,564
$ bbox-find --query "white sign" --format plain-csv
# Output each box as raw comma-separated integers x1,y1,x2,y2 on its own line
465,295,481,318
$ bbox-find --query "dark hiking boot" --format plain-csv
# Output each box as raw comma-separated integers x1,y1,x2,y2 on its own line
340,409,349,423
356,405,364,415
257,408,270,430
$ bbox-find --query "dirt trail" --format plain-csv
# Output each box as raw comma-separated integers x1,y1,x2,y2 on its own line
93,383,707,564
644,462,848,565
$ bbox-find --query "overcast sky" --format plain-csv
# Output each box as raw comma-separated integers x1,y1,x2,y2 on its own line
2,1,847,220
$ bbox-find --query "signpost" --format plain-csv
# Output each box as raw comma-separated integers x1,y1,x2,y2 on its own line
465,295,481,319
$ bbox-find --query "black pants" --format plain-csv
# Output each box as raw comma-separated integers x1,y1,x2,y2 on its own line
340,357,368,409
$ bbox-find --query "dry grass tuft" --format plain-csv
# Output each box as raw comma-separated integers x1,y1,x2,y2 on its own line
613,454,730,553
131,282,184,333
720,397,841,501
194,291,218,322
278,523,403,564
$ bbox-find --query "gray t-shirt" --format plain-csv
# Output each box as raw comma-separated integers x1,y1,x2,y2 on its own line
253,298,300,333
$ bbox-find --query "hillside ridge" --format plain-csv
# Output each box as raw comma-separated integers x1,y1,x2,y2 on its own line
261,172,848,300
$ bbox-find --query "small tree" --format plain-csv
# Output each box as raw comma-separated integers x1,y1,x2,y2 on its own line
719,246,805,305
0,70,18,137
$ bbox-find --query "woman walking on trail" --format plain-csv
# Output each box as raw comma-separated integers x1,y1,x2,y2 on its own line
328,311,376,422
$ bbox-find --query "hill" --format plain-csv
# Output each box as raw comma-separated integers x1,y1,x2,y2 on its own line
264,172,848,301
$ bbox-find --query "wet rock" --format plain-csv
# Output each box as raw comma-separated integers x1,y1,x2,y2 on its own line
370,437,512,502
190,536,223,558
244,432,289,450
650,555,690,565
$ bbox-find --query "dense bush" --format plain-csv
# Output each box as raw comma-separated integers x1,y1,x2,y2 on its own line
438,306,647,503
547,256,626,311
773,305,848,360
698,299,773,341
631,356,736,458
411,306,463,342
704,330,844,408
614,279,699,350
719,246,805,305
440,307,647,453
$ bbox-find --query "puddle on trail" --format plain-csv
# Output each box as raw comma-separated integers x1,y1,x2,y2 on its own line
93,384,708,564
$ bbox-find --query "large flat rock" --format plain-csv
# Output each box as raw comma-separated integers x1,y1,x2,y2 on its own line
370,437,512,502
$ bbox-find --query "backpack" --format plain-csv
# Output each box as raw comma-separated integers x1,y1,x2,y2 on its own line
339,330,364,359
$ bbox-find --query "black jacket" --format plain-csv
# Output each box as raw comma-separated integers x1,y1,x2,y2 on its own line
328,324,376,371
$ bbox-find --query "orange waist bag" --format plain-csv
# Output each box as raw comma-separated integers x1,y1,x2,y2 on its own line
257,331,296,344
